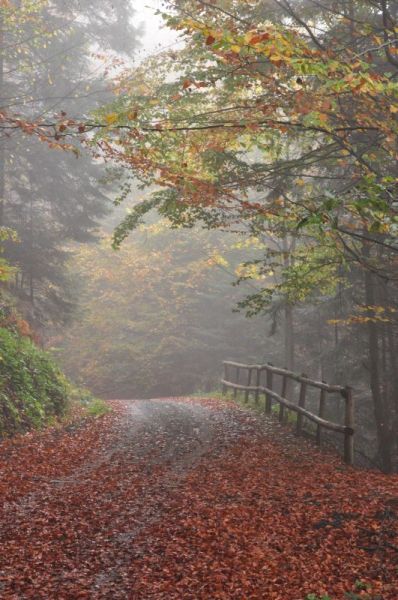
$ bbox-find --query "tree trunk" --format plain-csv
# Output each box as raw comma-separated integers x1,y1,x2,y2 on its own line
284,302,294,371
0,14,5,228
364,267,393,472
283,234,295,371
381,279,397,470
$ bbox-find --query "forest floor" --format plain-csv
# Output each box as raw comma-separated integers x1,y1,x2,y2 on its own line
0,398,397,600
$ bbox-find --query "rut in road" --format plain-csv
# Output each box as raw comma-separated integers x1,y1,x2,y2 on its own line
0,397,397,600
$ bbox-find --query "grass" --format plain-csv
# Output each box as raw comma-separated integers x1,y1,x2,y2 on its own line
190,390,226,400
85,398,112,418
67,386,112,419
192,388,276,415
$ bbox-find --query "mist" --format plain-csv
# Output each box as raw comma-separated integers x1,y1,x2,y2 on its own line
1,2,397,597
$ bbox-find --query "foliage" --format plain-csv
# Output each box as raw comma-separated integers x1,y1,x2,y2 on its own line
0,1,58,142
90,1,398,256
0,0,139,144
54,223,267,398
0,326,69,435
0,227,17,282
0,296,105,435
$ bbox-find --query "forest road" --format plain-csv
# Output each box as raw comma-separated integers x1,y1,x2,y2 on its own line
87,397,280,598
88,398,221,597
1,397,264,599
122,398,216,471
1,397,397,599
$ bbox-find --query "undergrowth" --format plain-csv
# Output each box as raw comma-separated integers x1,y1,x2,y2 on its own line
0,319,110,437
0,326,69,436
191,390,226,400
67,386,111,417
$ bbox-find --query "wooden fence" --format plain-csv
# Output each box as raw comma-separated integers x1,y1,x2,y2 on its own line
222,361,354,465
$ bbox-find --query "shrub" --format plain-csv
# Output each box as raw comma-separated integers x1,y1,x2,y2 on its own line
0,327,69,436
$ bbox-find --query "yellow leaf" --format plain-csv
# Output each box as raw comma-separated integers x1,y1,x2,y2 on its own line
105,113,118,125
230,45,241,54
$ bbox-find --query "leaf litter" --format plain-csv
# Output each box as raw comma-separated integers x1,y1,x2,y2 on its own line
0,398,397,599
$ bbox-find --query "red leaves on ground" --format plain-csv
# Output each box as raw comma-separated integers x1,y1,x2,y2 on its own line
0,398,397,599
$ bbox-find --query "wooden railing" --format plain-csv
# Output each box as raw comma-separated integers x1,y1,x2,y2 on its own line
222,361,354,465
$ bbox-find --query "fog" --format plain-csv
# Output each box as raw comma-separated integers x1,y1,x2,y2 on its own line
1,0,397,479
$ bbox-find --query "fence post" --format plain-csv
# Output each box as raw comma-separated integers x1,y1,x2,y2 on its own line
316,388,326,445
234,366,240,399
284,377,292,424
279,374,287,422
222,363,227,395
343,386,354,465
296,375,307,435
254,367,260,404
265,365,273,414
245,368,252,403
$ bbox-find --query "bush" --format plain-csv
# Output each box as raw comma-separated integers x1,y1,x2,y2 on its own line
0,327,69,436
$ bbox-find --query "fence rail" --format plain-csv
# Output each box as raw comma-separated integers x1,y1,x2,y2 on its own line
222,360,354,465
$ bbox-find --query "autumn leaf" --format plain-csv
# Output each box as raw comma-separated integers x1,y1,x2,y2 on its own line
105,113,118,125
1,398,397,599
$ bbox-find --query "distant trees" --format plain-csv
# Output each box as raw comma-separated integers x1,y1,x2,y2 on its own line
55,224,267,398
0,0,141,326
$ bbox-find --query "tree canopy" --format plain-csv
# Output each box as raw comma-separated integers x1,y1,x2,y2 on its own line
81,0,398,471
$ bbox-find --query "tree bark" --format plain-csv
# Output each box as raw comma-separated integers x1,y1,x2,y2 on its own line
284,302,294,371
283,234,295,371
364,267,393,472
0,13,5,228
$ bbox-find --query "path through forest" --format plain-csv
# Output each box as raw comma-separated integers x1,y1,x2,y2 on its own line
0,398,397,599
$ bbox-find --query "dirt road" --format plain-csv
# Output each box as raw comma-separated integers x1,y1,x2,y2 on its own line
0,398,397,599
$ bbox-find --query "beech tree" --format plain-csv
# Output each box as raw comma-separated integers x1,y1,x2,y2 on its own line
88,0,398,470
